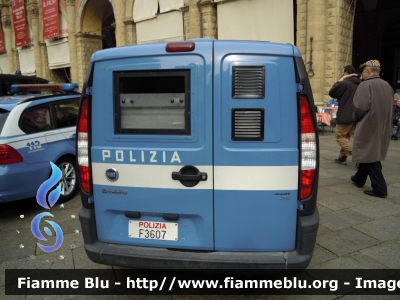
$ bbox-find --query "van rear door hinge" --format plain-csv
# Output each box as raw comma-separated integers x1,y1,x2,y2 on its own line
85,86,92,95
297,83,304,92
297,201,304,210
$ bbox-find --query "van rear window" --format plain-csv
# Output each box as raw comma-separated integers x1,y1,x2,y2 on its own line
114,70,190,135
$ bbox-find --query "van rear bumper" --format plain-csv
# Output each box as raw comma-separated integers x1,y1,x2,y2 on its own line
79,207,319,270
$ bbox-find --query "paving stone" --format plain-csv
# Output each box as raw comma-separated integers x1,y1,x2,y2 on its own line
54,218,82,235
316,188,340,201
61,197,85,210
308,244,337,267
386,186,400,204
349,200,400,219
317,204,333,215
326,183,369,195
72,247,110,269
360,240,400,268
350,190,381,202
0,285,25,299
316,194,370,211
317,224,333,236
317,228,380,256
0,240,37,264
318,169,336,179
382,167,400,177
319,209,373,231
383,174,399,185
308,251,387,269
0,215,23,232
0,227,37,246
318,177,351,186
28,250,75,269
353,214,400,242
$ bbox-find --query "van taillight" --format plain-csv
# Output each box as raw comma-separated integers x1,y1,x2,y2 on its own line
166,42,195,52
77,97,92,194
0,145,23,164
299,95,317,200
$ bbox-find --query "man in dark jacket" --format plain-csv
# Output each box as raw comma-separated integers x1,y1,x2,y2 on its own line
350,60,393,198
329,65,361,165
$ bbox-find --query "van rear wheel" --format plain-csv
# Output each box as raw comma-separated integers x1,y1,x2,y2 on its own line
56,157,78,202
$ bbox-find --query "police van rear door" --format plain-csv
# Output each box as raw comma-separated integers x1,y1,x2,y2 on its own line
213,41,299,251
91,40,214,250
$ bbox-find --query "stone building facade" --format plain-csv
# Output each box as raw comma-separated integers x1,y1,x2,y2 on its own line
297,0,355,104
1,0,399,106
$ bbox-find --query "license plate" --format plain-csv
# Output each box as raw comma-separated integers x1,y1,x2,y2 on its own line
128,220,178,241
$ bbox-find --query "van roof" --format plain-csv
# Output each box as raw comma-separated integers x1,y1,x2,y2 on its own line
90,39,300,62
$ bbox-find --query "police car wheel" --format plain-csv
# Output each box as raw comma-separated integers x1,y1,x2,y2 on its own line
56,157,78,202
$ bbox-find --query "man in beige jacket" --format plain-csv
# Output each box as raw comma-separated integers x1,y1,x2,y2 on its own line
350,60,393,198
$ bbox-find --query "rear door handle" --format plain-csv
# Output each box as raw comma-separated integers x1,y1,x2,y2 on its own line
171,165,207,187
172,172,207,181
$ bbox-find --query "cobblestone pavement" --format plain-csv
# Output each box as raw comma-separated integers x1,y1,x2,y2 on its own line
1,132,400,299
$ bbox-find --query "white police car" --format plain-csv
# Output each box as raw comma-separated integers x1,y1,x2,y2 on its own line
0,83,80,203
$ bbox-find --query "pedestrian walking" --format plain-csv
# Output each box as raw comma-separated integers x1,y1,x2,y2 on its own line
350,60,393,198
392,99,400,140
329,65,361,165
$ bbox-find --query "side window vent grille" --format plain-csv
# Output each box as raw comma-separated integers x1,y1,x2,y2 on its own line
232,66,265,99
232,109,264,141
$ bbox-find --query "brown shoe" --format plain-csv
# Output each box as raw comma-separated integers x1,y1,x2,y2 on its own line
334,156,347,165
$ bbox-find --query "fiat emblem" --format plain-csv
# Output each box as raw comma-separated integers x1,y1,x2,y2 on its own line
105,168,119,182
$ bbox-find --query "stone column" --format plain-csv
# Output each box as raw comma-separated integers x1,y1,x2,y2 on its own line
296,0,308,61
76,33,102,88
123,19,136,45
114,0,126,46
200,0,217,39
65,0,78,83
305,0,326,105
1,6,15,73
187,0,201,39
183,4,189,40
324,0,354,103
39,41,49,80
27,2,42,77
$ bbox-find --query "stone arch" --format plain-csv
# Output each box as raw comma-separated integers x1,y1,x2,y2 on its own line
76,0,89,34
124,0,137,45
76,0,116,49
125,0,135,20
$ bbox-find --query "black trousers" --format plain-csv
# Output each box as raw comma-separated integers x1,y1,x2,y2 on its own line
353,161,387,196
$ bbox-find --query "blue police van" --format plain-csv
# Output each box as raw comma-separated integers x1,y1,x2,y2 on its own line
77,39,319,269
